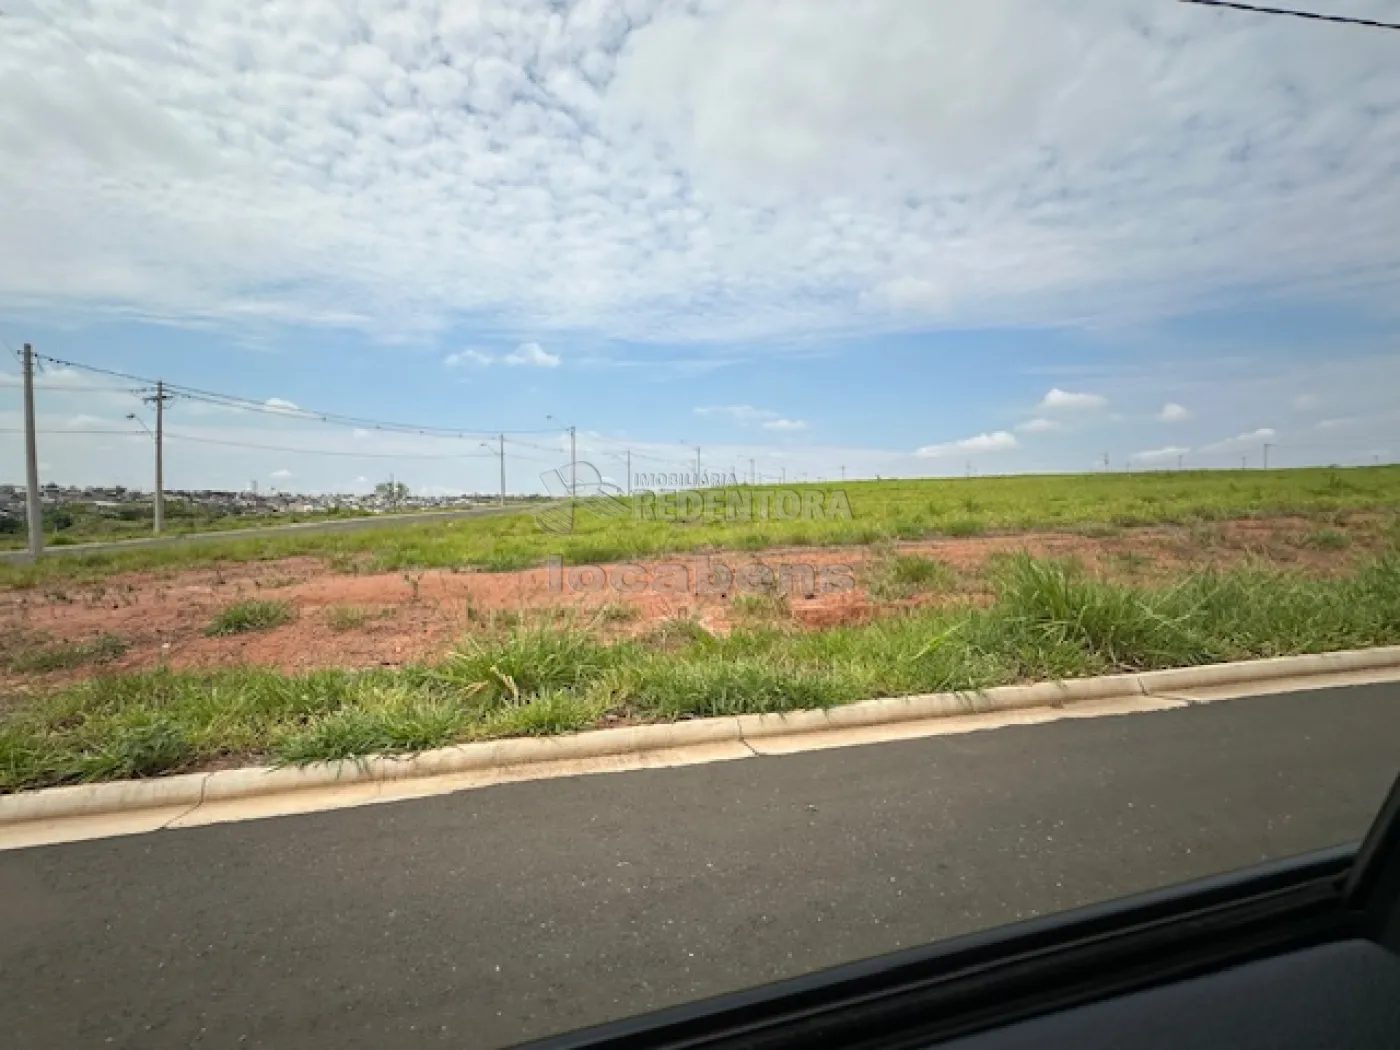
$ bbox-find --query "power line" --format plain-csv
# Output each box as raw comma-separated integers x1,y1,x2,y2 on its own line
0,427,145,436
30,352,563,438
163,431,500,460
1178,0,1400,31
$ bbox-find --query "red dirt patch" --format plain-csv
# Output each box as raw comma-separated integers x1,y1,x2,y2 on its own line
1,518,1382,688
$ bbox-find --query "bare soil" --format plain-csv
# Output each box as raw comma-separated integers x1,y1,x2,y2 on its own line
1,517,1386,689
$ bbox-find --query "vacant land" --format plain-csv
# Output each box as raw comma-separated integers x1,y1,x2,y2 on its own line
2,467,1398,793
2,467,1397,587
0,499,384,550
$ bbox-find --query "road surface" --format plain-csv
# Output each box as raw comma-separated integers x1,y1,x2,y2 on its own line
0,504,535,562
2,682,1398,1048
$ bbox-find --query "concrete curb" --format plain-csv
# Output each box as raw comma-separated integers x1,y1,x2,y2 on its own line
4,646,1400,828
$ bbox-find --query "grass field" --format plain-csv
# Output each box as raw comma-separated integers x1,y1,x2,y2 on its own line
4,552,1399,792
3,467,1398,588
0,497,535,553
0,499,382,550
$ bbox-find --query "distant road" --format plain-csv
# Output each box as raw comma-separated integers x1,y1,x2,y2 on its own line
2,683,1397,1049
0,504,533,562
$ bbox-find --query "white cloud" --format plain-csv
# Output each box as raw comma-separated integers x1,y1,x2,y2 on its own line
444,349,495,367
1135,445,1190,462
502,342,560,368
263,397,300,414
695,404,779,423
1015,418,1060,433
1038,388,1107,412
1201,427,1276,452
762,418,807,432
270,468,293,479
1294,394,1321,411
1158,402,1192,422
915,430,1018,458
2,2,1399,342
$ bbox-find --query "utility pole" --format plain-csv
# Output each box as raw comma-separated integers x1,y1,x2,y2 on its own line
841,465,846,481
625,450,632,496
1241,455,1248,470
142,380,173,534
569,426,576,498
1102,452,1110,472
1178,454,1184,471
154,381,165,533
498,434,506,506
1263,443,1272,470
694,446,701,487
781,467,786,484
750,458,755,486
21,344,43,560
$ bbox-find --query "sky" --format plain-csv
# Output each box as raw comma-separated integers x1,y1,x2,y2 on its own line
3,0,1399,495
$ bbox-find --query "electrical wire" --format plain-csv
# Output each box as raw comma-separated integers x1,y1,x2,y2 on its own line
163,431,499,460
0,428,146,436
1178,0,1400,30
31,352,565,438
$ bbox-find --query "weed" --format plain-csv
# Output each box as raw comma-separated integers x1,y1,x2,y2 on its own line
325,605,377,632
1110,551,1157,577
429,627,619,708
592,603,640,625
869,554,956,600
638,615,713,651
941,518,985,538
1301,528,1351,551
3,634,128,674
893,520,928,541
205,599,294,636
730,593,791,620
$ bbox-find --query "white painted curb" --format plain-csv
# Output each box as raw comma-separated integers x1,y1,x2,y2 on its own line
4,646,1400,828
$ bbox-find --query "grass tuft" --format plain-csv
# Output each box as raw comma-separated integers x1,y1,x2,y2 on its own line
1301,527,1351,551
2,634,128,674
205,599,295,636
324,604,381,632
869,554,956,600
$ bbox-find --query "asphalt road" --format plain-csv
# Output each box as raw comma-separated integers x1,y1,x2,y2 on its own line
2,683,1398,1049
0,503,534,563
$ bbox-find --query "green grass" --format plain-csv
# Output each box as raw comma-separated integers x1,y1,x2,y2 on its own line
731,592,792,621
1,633,128,674
0,499,463,551
1301,527,1352,550
324,605,380,632
205,599,295,637
869,553,957,599
5,467,1398,588
6,553,1400,792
